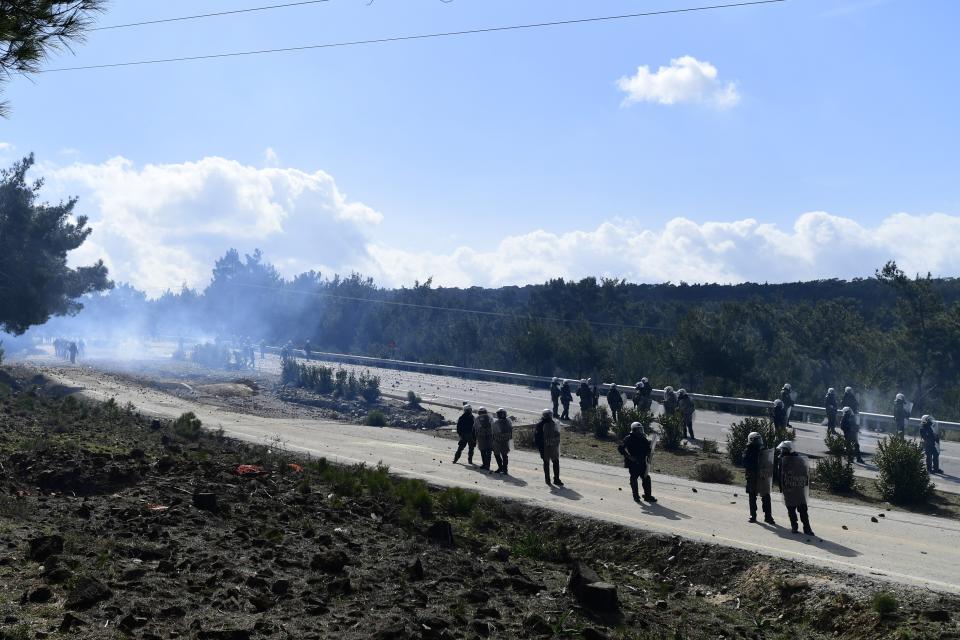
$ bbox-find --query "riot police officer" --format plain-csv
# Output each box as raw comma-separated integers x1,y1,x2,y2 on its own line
618,422,656,502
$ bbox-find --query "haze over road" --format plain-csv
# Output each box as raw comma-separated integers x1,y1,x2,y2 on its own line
41,362,960,595
260,352,960,495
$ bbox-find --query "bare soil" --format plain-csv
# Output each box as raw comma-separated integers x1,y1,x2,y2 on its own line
1,368,959,639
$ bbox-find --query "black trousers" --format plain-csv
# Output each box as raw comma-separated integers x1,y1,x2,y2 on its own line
628,463,652,498
684,416,695,439
551,397,559,417
926,451,940,472
560,401,570,419
749,493,772,519
542,458,560,482
479,449,492,469
787,504,811,530
493,451,508,472
454,439,475,462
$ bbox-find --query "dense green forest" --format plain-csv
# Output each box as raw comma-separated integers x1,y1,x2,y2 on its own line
31,249,960,421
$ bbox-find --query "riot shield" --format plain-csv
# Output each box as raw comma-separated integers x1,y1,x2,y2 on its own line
648,433,659,465
800,455,810,502
757,448,774,497
905,401,914,415
781,455,810,504
790,390,798,403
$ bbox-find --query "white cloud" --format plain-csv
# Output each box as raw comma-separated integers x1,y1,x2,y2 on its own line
44,156,382,296
0,142,13,151
368,212,960,288
617,56,740,108
263,147,279,167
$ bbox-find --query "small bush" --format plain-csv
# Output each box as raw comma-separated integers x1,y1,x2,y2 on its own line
512,426,535,450
657,411,686,451
171,412,203,441
614,407,655,439
701,439,719,454
359,371,381,402
406,390,422,408
511,531,567,562
875,434,933,504
727,417,795,465
814,455,856,493
873,592,898,617
824,431,853,457
583,406,613,439
364,410,387,427
393,478,433,517
439,487,480,516
359,463,392,495
693,461,734,484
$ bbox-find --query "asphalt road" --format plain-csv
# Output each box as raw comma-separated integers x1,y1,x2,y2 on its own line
40,363,960,594
260,353,960,495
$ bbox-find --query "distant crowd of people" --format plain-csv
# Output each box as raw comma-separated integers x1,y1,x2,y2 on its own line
52,338,83,364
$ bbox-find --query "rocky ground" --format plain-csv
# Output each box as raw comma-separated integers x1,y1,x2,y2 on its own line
1,367,959,639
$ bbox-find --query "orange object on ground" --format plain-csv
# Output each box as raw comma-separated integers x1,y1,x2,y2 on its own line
235,464,266,476
287,463,304,473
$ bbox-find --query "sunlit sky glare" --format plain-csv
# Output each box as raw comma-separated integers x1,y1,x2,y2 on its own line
2,0,959,294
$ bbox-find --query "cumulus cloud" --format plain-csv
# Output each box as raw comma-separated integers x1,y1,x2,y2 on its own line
0,142,13,151
368,212,960,288
44,156,382,296
617,56,740,108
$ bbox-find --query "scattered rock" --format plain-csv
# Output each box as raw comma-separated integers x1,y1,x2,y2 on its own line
567,562,619,613
923,610,950,622
871,517,879,523
59,612,87,632
65,576,112,610
24,586,53,604
522,613,553,636
425,521,454,547
310,549,349,573
487,545,510,561
406,556,425,581
27,535,63,562
271,579,290,595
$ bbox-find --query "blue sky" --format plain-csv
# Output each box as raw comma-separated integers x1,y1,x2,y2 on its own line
2,0,959,293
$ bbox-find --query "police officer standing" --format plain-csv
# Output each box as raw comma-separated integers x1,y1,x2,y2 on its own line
549,378,561,418
893,394,909,435
534,409,563,486
780,384,795,425
772,399,787,431
618,422,656,502
824,388,838,435
840,407,865,463
474,407,494,471
559,380,572,420
677,389,695,440
743,432,775,524
577,380,594,416
492,408,512,474
919,415,942,474
607,384,624,421
634,378,653,412
453,405,476,465
662,386,678,416
777,441,814,535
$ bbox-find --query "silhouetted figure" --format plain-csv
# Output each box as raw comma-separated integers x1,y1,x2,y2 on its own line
534,409,563,486
607,384,624,421
777,441,813,535
68,341,78,364
474,407,494,471
634,378,653,412
893,394,908,435
559,381,572,420
919,415,942,474
618,422,656,502
453,405,476,465
549,378,561,418
677,389,695,439
840,406,864,463
492,408,512,474
577,380,593,416
743,432,775,524
824,388,838,435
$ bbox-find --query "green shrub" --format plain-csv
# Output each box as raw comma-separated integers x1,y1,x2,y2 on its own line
693,461,734,484
511,531,567,562
334,368,349,396
512,426,535,450
614,407,655,439
406,390,422,408
359,463,392,495
727,417,795,465
439,487,480,516
701,439,719,454
393,478,433,517
281,356,299,385
824,431,853,457
875,434,933,504
359,371,381,402
872,592,898,617
657,411,686,451
171,412,203,441
814,455,856,493
579,406,612,438
364,410,387,427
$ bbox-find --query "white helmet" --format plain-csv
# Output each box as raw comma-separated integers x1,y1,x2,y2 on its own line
552,377,559,383
542,409,553,418
774,399,783,407
641,377,648,384
896,393,905,401
477,407,487,415
677,388,687,396
783,383,792,391
630,422,643,431
748,431,762,442
776,440,794,453
664,386,674,393
611,384,618,390
845,386,853,394
921,414,934,426
842,406,852,415
496,408,507,418
827,387,835,395
463,404,473,413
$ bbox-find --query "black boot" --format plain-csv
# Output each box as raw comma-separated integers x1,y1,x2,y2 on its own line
493,452,503,474
630,475,641,502
552,460,563,486
543,462,552,486
642,475,656,502
502,453,509,476
762,496,776,525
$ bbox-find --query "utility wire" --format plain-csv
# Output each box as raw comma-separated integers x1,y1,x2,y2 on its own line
223,281,670,332
42,0,786,72
92,1,332,31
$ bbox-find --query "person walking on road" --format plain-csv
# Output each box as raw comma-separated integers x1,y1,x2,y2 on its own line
824,388,838,435
492,408,512,474
777,441,814,535
840,407,865,464
743,432,775,525
474,407,494,471
549,378,561,418
894,394,909,435
677,389,695,440
634,378,653,412
534,409,563,486
618,422,656,503
453,405,476,465
607,384,624,421
919,415,943,474
559,380,572,421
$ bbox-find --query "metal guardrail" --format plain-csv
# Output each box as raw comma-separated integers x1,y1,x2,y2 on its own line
272,346,960,432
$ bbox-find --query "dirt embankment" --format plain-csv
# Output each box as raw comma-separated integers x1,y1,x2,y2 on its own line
0,369,959,640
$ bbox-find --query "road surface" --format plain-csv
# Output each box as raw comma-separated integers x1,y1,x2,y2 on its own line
39,364,960,595
260,352,960,494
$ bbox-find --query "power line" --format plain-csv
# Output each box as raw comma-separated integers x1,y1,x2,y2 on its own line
92,1,332,31
43,0,786,72
223,281,671,332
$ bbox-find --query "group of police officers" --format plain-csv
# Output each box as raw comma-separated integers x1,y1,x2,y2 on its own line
450,376,948,536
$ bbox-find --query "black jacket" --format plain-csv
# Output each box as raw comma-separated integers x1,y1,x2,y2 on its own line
456,413,475,440
550,383,561,401
607,388,623,411
841,390,859,414
560,383,572,402
618,431,651,469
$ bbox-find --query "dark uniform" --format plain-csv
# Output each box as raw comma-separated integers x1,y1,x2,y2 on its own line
743,436,774,524
559,382,572,420
824,389,838,434
780,385,795,424
534,411,563,486
68,342,78,364
841,387,859,416
492,409,512,474
778,444,813,535
840,408,864,463
618,426,655,502
677,390,695,440
634,379,653,412
453,407,476,464
772,400,787,431
549,379,561,418
577,382,594,415
919,416,942,473
662,387,678,415
474,409,494,470
893,395,908,435
607,385,624,421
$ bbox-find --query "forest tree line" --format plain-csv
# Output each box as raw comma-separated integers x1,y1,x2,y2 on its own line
33,248,960,421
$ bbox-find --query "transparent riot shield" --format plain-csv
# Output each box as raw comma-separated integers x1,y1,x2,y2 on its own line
648,433,659,465
905,401,914,415
800,455,810,502
757,448,774,497
781,454,810,503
